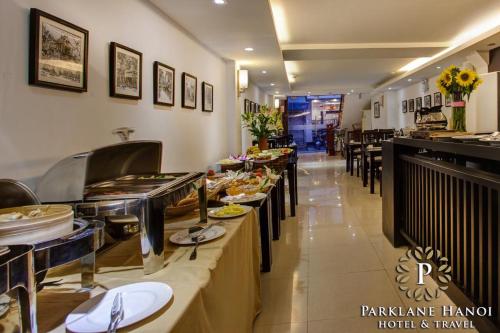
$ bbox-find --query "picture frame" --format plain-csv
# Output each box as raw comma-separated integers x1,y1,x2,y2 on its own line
416,97,422,111
256,104,260,113
153,61,174,106
181,72,197,109
29,8,89,92
110,42,142,99
244,99,250,113
250,101,256,113
424,95,432,108
202,82,213,112
434,92,442,106
409,99,415,112
445,94,452,107
374,102,380,118
402,100,408,113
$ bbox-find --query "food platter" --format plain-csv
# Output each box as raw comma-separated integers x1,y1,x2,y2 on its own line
208,204,252,219
221,192,267,204
0,205,74,245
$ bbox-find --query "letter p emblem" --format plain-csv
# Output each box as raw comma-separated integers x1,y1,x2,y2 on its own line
417,263,432,285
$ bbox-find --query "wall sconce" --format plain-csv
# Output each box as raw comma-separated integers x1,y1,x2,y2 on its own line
238,70,248,95
274,98,280,109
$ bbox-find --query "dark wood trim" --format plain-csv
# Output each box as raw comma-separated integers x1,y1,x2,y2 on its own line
181,72,197,109
153,61,175,106
201,81,213,112
109,42,142,100
29,8,89,92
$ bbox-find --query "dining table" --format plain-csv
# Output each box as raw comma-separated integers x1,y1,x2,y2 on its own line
1,211,262,333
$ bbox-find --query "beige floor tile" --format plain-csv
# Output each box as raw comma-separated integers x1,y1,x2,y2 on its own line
308,270,403,321
253,322,308,333
305,225,371,249
309,243,383,275
308,317,412,333
256,278,308,325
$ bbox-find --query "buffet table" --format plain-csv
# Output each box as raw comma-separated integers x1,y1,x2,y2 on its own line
29,211,261,332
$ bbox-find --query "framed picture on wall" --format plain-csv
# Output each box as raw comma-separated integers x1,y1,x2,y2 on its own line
409,99,415,112
110,42,142,99
424,95,432,108
374,102,380,118
445,94,452,107
244,99,250,112
153,61,174,106
29,8,89,92
402,100,408,113
434,92,442,106
416,97,422,111
202,82,213,112
181,72,197,109
250,101,256,113
256,104,260,113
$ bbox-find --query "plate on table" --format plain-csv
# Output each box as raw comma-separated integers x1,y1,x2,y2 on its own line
479,137,500,146
221,192,267,204
208,205,252,219
169,225,226,245
65,282,172,332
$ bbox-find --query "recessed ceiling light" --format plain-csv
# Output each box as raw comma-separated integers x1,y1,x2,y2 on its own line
261,70,267,74
388,87,392,90
307,91,311,94
350,89,354,93
213,0,226,4
244,47,254,52
270,83,275,86
408,78,413,82
436,66,441,69
275,91,280,94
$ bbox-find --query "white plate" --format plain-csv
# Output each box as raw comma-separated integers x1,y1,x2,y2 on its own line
169,225,226,245
65,282,172,332
208,205,252,219
221,192,267,204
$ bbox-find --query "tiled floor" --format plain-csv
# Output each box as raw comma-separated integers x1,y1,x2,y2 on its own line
253,153,477,333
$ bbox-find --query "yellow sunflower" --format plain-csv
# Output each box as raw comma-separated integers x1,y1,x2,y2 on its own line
446,64,459,73
473,78,483,90
456,69,475,87
440,70,453,87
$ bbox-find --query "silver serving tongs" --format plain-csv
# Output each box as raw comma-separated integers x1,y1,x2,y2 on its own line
107,292,124,333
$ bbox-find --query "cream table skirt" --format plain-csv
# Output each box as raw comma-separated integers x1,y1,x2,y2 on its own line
32,210,261,332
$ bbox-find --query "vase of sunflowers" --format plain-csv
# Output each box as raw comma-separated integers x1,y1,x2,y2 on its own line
436,65,482,132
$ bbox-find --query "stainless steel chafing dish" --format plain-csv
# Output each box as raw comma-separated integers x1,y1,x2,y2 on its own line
35,141,207,275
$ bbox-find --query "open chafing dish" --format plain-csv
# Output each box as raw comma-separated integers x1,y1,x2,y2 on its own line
35,141,207,275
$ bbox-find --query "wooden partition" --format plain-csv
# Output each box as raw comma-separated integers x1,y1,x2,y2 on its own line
383,138,500,332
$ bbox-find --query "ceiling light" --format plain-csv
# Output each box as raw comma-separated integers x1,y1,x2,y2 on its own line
436,66,441,69
398,57,432,72
388,87,392,90
408,78,413,82
244,47,254,52
261,70,267,74
270,83,275,86
213,0,226,4
350,89,354,93
275,91,280,94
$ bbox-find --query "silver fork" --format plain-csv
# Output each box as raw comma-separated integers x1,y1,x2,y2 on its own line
107,292,124,333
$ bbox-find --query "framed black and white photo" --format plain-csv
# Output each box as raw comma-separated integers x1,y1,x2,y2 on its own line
153,62,174,106
434,92,442,106
445,94,452,107
409,99,415,112
424,95,432,108
244,99,250,113
416,97,422,111
182,72,197,109
250,101,255,113
374,102,380,118
29,8,89,92
402,100,408,113
202,82,213,112
110,42,142,99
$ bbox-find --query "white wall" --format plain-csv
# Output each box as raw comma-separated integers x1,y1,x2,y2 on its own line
0,0,238,186
342,93,371,130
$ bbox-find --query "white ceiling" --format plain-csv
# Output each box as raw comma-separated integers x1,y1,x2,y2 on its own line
150,0,288,95
151,0,500,96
